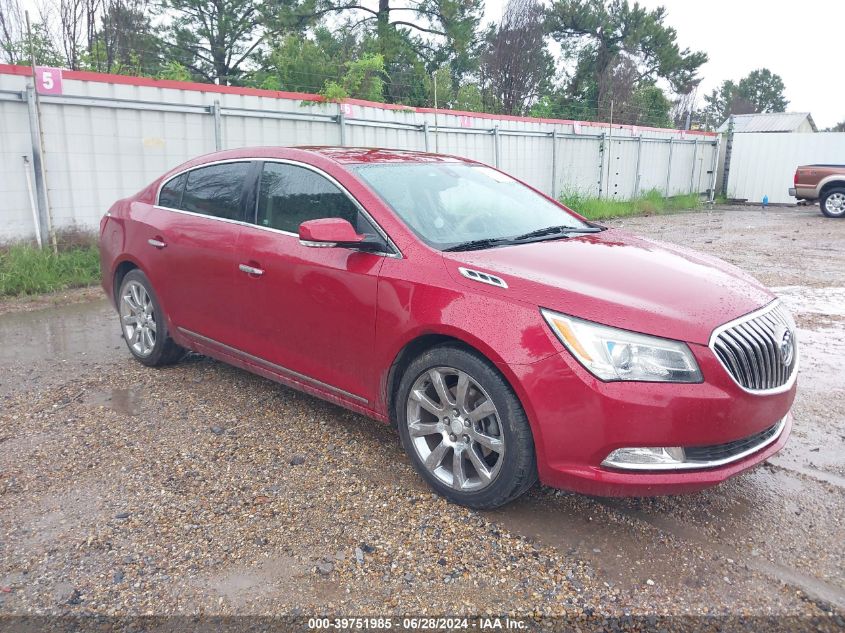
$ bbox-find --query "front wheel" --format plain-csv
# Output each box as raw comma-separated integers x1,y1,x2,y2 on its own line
117,269,184,366
396,345,537,509
820,187,845,218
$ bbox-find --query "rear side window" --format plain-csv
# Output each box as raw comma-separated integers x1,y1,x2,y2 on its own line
180,162,250,221
257,163,363,233
158,173,186,208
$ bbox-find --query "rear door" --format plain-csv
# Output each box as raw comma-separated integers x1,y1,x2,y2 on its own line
145,160,254,348
234,161,392,404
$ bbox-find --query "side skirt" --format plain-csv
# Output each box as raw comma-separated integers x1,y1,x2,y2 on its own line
173,327,389,424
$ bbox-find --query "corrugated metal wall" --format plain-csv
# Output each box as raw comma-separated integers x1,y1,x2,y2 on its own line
726,132,845,204
0,67,719,241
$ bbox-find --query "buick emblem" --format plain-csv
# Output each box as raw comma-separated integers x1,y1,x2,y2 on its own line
775,326,794,366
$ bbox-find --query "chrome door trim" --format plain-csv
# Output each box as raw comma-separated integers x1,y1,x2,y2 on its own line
154,156,402,259
147,238,167,248
177,327,368,404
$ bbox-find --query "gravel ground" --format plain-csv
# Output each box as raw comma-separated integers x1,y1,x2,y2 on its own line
0,205,843,629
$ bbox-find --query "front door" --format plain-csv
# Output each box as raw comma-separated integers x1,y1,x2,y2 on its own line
235,161,391,405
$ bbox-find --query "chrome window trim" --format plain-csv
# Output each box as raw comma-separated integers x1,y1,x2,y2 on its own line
177,327,368,404
155,156,402,259
707,300,799,396
601,415,787,471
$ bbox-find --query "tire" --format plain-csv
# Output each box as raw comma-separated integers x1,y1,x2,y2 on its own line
396,344,537,509
820,187,845,218
117,269,184,367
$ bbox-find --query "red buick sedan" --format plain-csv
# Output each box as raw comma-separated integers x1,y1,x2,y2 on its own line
99,146,797,508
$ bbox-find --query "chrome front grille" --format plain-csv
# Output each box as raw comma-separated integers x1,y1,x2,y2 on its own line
710,302,797,392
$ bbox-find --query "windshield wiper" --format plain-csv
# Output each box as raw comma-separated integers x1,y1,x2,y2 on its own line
443,225,605,252
512,225,604,241
442,237,520,252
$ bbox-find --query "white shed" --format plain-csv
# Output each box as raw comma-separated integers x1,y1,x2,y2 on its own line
717,112,817,134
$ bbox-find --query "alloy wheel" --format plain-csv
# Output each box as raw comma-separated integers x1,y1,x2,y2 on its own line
406,367,505,492
119,280,157,357
824,192,845,216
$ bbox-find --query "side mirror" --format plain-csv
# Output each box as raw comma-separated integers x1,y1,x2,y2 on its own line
298,218,383,252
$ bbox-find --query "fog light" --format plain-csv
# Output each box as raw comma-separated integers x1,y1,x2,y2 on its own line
602,446,686,469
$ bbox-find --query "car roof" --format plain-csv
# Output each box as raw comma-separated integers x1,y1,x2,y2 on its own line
294,146,470,164
189,146,474,167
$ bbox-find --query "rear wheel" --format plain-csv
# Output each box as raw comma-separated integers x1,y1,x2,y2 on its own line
117,269,183,366
820,187,845,218
396,345,537,509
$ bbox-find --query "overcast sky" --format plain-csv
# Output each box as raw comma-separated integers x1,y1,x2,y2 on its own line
485,0,844,129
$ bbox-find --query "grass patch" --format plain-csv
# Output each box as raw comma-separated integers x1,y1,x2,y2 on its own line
0,235,100,297
559,188,701,221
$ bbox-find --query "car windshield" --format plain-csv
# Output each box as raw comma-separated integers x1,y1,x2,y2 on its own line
352,163,591,250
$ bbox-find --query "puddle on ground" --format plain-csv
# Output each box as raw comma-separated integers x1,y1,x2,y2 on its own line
193,554,343,608
0,299,125,395
772,286,845,317
485,494,705,586
792,326,845,393
86,387,145,416
0,299,123,366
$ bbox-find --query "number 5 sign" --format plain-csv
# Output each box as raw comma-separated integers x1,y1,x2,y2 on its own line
35,67,64,95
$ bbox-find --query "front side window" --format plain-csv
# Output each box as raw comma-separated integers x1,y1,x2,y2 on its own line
353,163,590,250
180,162,250,221
256,163,369,234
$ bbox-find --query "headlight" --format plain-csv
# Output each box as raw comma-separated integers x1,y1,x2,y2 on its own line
541,309,702,383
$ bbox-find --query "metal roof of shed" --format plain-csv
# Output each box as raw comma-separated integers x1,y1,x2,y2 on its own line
717,112,817,133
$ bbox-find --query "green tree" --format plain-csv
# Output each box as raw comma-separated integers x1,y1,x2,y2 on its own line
320,52,385,101
157,59,192,81
736,68,788,113
454,83,483,112
702,68,789,127
825,121,845,132
85,1,163,75
253,31,333,93
547,0,707,114
627,83,672,128
479,0,555,115
2,21,65,66
287,0,484,101
161,0,307,84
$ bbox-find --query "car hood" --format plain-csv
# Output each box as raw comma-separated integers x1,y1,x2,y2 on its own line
443,228,774,345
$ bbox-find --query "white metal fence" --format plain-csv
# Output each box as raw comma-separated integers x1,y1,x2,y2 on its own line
0,65,719,243
725,132,845,204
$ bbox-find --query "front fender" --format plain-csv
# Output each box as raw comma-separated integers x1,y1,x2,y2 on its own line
373,257,561,419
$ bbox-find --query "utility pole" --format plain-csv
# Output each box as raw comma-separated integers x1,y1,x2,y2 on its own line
432,71,439,153
721,114,735,199
25,10,55,252
605,99,613,199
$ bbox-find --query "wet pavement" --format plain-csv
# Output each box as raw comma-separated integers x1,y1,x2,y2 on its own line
0,205,843,623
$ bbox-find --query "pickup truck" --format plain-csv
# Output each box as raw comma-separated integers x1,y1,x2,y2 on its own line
790,164,845,217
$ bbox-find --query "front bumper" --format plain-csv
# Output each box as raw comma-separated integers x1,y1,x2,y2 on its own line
510,342,796,497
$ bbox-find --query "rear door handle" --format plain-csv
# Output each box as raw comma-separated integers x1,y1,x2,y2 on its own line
148,238,167,249
239,263,264,276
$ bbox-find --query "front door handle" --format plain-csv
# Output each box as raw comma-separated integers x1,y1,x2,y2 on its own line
239,263,265,276
148,238,167,249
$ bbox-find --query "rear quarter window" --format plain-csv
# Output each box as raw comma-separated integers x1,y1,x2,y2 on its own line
158,173,187,208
